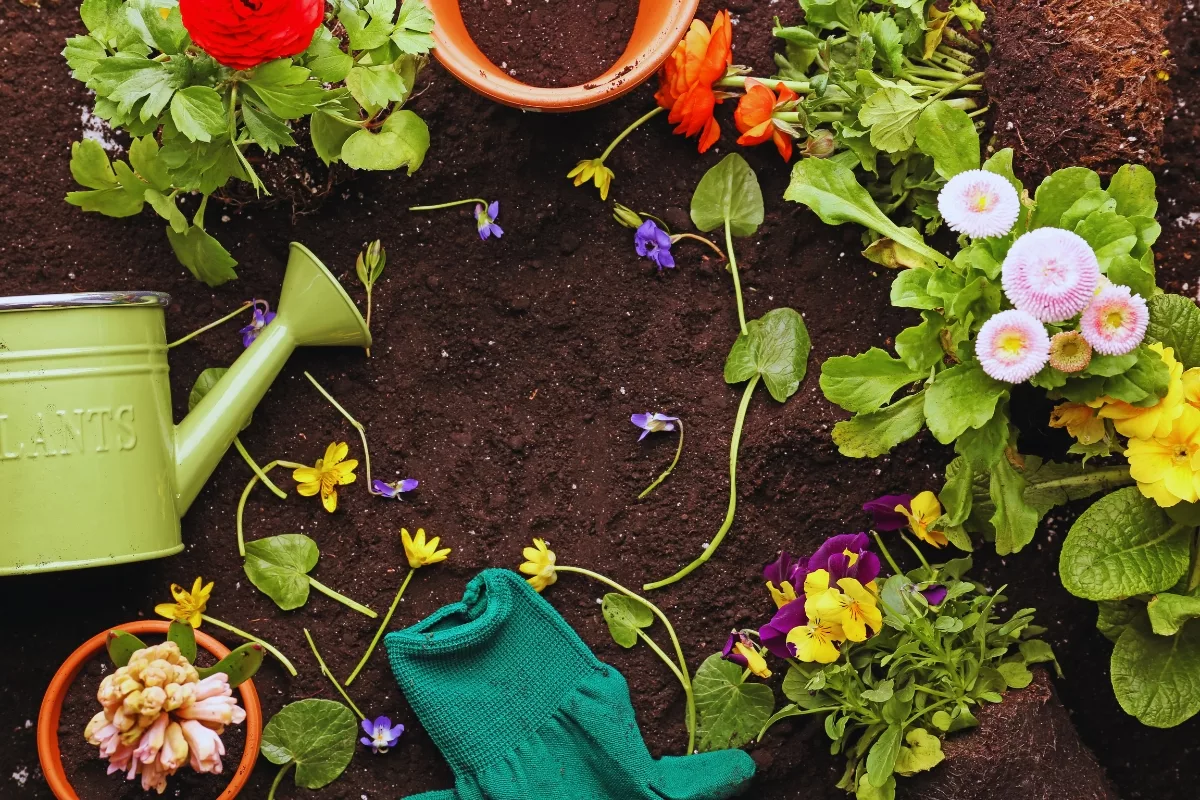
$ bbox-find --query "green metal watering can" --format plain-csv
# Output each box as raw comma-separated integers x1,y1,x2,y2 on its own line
0,243,370,575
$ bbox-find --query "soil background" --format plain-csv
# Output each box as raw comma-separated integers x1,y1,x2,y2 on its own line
2,1,1199,799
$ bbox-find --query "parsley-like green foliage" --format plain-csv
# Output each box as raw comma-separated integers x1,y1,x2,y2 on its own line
62,0,434,285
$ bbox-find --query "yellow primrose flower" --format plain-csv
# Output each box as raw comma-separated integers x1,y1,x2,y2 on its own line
293,442,358,513
896,491,947,548
153,578,213,628
785,617,846,664
1183,368,1200,409
810,579,884,642
401,528,451,569
567,158,614,201
1126,405,1200,507
733,641,772,679
1049,402,1107,445
1095,343,1185,441
519,538,557,592
767,580,797,609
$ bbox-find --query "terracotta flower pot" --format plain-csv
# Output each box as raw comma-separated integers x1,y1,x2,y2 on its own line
426,0,700,111
38,620,262,800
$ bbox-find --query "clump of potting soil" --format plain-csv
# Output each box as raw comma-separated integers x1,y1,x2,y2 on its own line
461,0,637,88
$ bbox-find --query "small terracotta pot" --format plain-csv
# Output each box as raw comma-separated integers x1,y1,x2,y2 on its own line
38,620,262,800
426,0,700,111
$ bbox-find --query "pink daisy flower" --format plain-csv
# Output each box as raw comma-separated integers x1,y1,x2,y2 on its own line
937,169,1021,238
977,309,1051,383
1080,284,1149,355
1001,228,1101,322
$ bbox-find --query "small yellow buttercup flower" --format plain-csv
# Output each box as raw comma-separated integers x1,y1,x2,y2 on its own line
401,528,451,569
154,578,213,628
1127,405,1200,507
567,159,614,201
293,442,358,513
896,491,947,548
519,538,557,592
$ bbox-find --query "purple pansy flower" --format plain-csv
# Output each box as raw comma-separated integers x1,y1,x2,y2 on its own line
239,300,276,348
634,220,675,271
630,412,679,441
763,551,806,589
474,201,503,240
360,716,404,754
808,533,881,585
863,494,914,531
373,478,419,499
721,631,751,668
759,599,808,659
920,584,948,606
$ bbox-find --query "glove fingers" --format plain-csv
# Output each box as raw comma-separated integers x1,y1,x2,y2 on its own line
402,789,459,800
651,750,757,800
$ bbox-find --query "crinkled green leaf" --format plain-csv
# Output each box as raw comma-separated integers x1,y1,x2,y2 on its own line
1097,600,1142,643
832,391,925,458
1147,591,1200,637
693,654,775,751
601,594,654,648
859,88,923,153
914,101,979,179
799,0,867,30
261,699,358,788
340,109,428,173
1060,189,1115,231
392,0,436,53
894,311,945,372
1111,616,1200,728
690,153,764,237
862,12,902,75
1031,166,1101,229
1146,294,1200,369
1074,210,1137,270
724,308,811,402
923,362,1006,444
245,60,329,119
63,35,107,81
820,348,923,414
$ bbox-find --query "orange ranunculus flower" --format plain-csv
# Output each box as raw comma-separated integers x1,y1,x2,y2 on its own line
734,78,800,161
654,10,734,153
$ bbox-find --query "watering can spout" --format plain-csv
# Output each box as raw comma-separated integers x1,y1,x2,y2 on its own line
173,243,371,513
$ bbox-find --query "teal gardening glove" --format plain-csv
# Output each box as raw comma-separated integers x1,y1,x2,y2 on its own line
386,569,756,800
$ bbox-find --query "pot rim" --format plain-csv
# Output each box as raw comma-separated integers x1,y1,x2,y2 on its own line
38,619,262,800
0,292,171,312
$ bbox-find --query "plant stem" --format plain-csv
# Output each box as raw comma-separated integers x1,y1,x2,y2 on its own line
636,629,686,685
638,421,684,500
364,286,373,359
899,533,933,574
236,460,305,557
644,375,759,591
201,614,298,677
756,703,841,741
232,439,287,499
267,761,294,800
936,43,977,64
346,569,414,686
409,197,488,211
716,75,811,94
304,628,366,720
942,97,980,111
304,372,378,493
725,220,748,337
926,50,973,73
556,565,696,753
166,302,253,349
871,531,904,577
670,233,727,262
308,577,378,618
598,106,665,162
967,105,990,119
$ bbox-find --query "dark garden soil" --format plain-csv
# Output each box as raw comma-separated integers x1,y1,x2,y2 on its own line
1,0,1199,799
57,641,246,800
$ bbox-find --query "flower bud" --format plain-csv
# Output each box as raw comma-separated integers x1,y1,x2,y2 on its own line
803,129,836,158
1049,330,1092,373
612,203,644,230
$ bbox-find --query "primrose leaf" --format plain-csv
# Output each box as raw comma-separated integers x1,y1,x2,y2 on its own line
340,109,429,173
914,101,979,179
1111,616,1200,728
724,308,811,402
1146,294,1200,369
261,699,358,788
1074,210,1137,270
820,348,923,414
1147,591,1200,636
1031,166,1101,229
1060,487,1191,601
167,223,238,287
690,154,764,237
243,534,320,610
1107,163,1158,219
601,594,653,649
831,391,926,458
895,311,946,373
693,653,775,751
785,158,948,266
893,728,944,776
858,88,924,153
107,629,148,667
923,362,1006,444
1097,600,1141,643
167,621,197,664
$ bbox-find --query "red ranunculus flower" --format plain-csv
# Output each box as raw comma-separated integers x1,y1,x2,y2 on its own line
180,0,325,71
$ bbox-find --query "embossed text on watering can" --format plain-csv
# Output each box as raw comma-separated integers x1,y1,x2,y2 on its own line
0,407,138,459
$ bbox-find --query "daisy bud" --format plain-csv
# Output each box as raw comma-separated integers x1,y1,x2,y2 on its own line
803,129,836,158
977,309,1051,383
1080,284,1149,355
938,169,1021,238
1049,330,1093,373
1001,228,1100,322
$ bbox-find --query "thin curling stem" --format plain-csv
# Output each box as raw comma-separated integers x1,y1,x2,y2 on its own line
670,233,728,262
308,576,378,618
304,628,366,720
166,301,253,349
638,420,684,500
232,438,286,499
304,371,378,493
236,460,305,557
598,106,665,161
725,221,748,336
409,197,488,211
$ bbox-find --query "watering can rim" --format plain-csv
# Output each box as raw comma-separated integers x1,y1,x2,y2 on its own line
0,291,171,313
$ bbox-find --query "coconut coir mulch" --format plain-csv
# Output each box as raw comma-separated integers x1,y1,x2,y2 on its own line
1,0,1199,798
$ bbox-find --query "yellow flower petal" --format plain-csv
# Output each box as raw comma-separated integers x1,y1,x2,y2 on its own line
322,488,338,513
296,481,321,497
325,441,349,466
293,467,321,483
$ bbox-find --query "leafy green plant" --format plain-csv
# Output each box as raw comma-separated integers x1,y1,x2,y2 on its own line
243,533,378,617
63,0,433,285
693,654,776,751
261,698,359,799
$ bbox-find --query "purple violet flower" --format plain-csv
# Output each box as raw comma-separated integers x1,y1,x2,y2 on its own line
630,412,679,441
721,631,751,668
634,220,675,271
373,478,419,499
808,533,881,585
863,494,915,532
920,584,949,606
759,599,808,659
475,201,503,240
239,300,276,348
360,716,404,754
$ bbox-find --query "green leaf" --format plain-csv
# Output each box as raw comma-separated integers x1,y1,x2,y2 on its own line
346,64,409,113
997,661,1033,689
893,728,944,776
895,311,945,372
242,99,297,154
820,348,923,414
1031,166,1101,229
167,620,197,664
724,308,811,401
785,158,948,266
311,110,359,165
145,189,187,233
1146,294,1200,369
169,86,227,143
340,109,429,173
392,0,436,53
65,141,146,217
128,135,172,192
261,699,358,789
90,55,182,120
601,594,653,648
1111,616,1200,728
1097,600,1141,643
1019,639,1060,674
923,362,1006,444
1074,210,1137,270
167,223,239,287
690,154,764,237
890,268,939,310
243,533,320,610
856,774,896,800
861,679,894,703
866,725,903,788
1147,591,1200,636
1108,254,1155,301
982,147,1024,198
798,0,866,30
126,0,188,54
1060,487,1191,601
832,391,925,458
304,26,354,83
862,12,902,75
693,653,775,751
1107,163,1158,219
914,101,979,179
106,629,148,667
859,88,924,153
63,35,107,81
197,642,264,687
1060,189,1115,231
989,456,1040,555
245,60,329,119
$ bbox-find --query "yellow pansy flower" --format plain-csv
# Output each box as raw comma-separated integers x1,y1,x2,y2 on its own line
401,528,451,569
896,491,947,548
293,442,358,513
567,159,614,201
519,538,557,592
153,578,213,628
767,580,797,609
734,641,772,679
1049,402,1107,445
1095,343,1185,441
786,617,846,664
1127,405,1200,507
811,579,884,642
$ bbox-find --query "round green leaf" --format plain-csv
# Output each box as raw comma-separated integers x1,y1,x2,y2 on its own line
690,153,764,237
340,110,429,173
722,308,811,402
1111,616,1200,728
693,653,775,751
261,699,357,789
600,594,653,649
243,534,319,610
